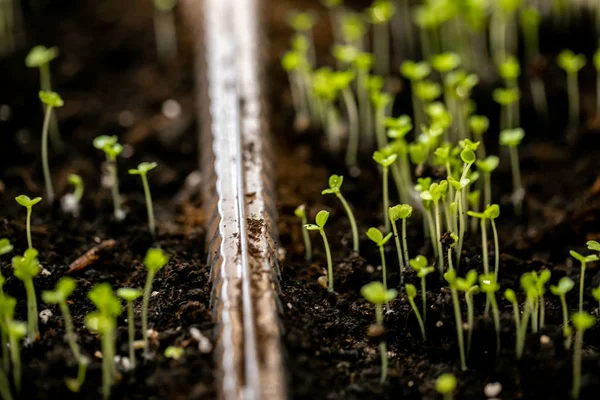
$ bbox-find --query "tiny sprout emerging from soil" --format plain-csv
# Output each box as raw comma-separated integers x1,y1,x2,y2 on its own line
587,240,600,254
305,211,334,291
389,204,412,290
42,277,88,391
410,255,434,323
504,288,522,356
456,270,479,354
405,283,426,341
569,250,599,313
551,277,575,349
499,128,525,216
373,151,397,231
557,50,586,129
479,273,501,354
117,288,142,370
129,162,158,239
11,248,40,343
164,346,184,360
366,228,393,303
15,195,41,250
322,175,359,253
476,156,499,208
361,281,397,383
63,174,84,215
38,90,63,203
571,312,595,399
93,135,124,220
436,373,457,400
294,205,312,261
142,248,170,356
444,268,467,371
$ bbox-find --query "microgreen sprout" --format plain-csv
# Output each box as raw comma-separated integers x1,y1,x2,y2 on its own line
504,288,522,356
448,175,470,268
62,173,84,216
476,156,499,208
15,195,42,250
436,373,457,400
410,255,434,323
401,60,431,128
499,128,525,216
42,277,88,391
366,1,395,76
469,115,489,158
587,240,600,254
11,248,40,342
479,273,501,354
0,295,18,390
129,162,158,238
420,181,446,273
117,288,142,369
38,90,64,203
305,211,334,291
405,283,426,341
7,320,25,392
493,88,519,131
294,205,312,261
550,277,575,349
571,312,595,399
94,135,124,220
557,50,586,129
142,248,170,356
535,270,551,329
0,279,11,371
164,346,184,360
371,91,393,150
498,56,521,127
569,250,599,313
286,11,318,65
456,270,479,354
0,238,13,257
366,227,393,305
322,175,359,252
592,285,600,314
85,283,122,400
389,204,412,289
361,281,397,382
485,205,500,281
373,151,397,231
444,268,467,371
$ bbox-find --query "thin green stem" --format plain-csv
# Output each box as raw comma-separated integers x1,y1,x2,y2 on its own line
408,297,426,341
379,245,389,308
491,219,500,281
560,294,572,349
391,220,405,290
517,299,532,359
342,87,360,168
9,334,20,393
101,333,110,400
484,172,492,209
26,206,33,250
572,330,583,399
375,304,388,382
434,200,443,274
0,367,13,400
489,293,501,355
127,301,136,369
300,216,312,261
421,275,427,323
320,228,334,292
450,285,467,371
336,193,359,253
382,167,390,232
108,156,123,220
466,291,475,354
59,301,81,361
41,105,54,203
579,263,585,313
24,279,38,342
141,173,156,238
509,298,521,356
508,146,523,216
142,270,156,357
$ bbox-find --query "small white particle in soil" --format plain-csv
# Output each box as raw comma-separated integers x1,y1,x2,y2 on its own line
133,340,145,350
366,265,375,273
39,309,53,324
408,381,414,387
151,291,160,297
540,335,551,345
162,99,182,119
118,110,135,127
121,357,132,371
287,303,293,309
95,351,103,359
484,382,502,397
436,320,443,327
40,267,51,276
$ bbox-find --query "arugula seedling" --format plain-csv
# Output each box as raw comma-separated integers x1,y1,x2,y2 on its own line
11,248,40,342
38,91,64,203
504,288,522,356
536,269,551,329
550,277,575,349
322,175,359,252
294,205,312,261
409,255,434,323
570,250,599,313
0,295,17,381
571,312,595,399
117,288,143,369
0,238,13,258
469,115,489,158
373,151,398,231
448,175,471,268
475,156,499,208
493,87,519,131
62,173,84,216
389,204,412,290
15,195,42,250
498,56,521,128
361,281,397,382
557,50,586,129
129,162,158,238
444,268,467,371
405,283,426,341
164,346,184,360
499,128,525,216
414,80,441,106
142,248,170,356
479,273,501,354
286,11,318,65
93,135,125,220
484,204,501,281
7,320,25,393
401,60,431,128
371,91,393,150
436,373,457,400
365,1,395,76
520,7,548,118
456,269,479,354
366,227,393,304
305,211,334,291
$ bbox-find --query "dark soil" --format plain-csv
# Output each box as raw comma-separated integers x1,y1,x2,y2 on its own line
0,0,214,399
270,1,600,399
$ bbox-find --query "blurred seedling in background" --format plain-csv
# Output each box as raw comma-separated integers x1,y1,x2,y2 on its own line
557,50,586,130
117,288,143,369
550,277,575,349
366,227,393,306
153,0,178,64
322,175,359,252
409,255,434,323
479,273,501,355
388,204,412,290
436,373,457,400
62,173,84,217
305,211,334,291
294,205,312,261
499,128,525,216
15,195,42,250
475,156,499,209
164,346,184,360
405,283,426,341
286,10,318,66
469,115,489,158
365,0,395,77
93,135,125,220
11,248,40,343
142,248,170,357
569,250,599,313
129,162,158,239
373,150,397,231
38,90,64,203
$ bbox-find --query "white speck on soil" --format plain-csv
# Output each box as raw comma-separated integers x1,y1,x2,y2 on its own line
484,382,502,397
39,309,53,324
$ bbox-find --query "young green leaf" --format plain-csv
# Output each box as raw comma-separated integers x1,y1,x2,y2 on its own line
117,288,143,302
409,255,428,271
431,52,461,73
25,46,59,68
469,115,489,137
164,346,184,360
499,128,525,147
435,373,457,396
569,250,599,264
0,238,13,256
15,195,42,208
39,91,64,108
42,277,76,304
476,155,499,173
587,240,600,252
550,277,575,296
493,87,519,106
129,162,158,175
571,312,595,331
400,60,431,81
322,175,344,194
389,204,412,222
144,248,170,273
373,150,397,167
361,281,398,304
557,50,587,74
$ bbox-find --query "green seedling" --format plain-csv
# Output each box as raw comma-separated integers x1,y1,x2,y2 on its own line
332,70,360,168
0,239,13,257
322,175,359,252
518,272,541,357
504,288,522,357
557,50,586,129
414,80,441,106
94,135,125,220
389,204,412,290
436,373,457,400
354,52,375,148
366,1,395,76
164,346,184,360
499,128,525,216
286,11,318,65
587,240,600,254
550,277,575,349
42,277,88,391
498,56,521,128
467,190,481,234
476,156,499,207
571,312,595,399
153,0,178,64
410,255,434,323
129,162,158,238
86,283,122,400
7,321,25,393
294,205,312,261
0,277,10,372
361,281,397,383
305,211,334,291
0,295,17,388
64,173,84,216
485,205,500,281
11,248,40,342
456,269,479,354
142,248,170,356
366,227,393,304
520,7,548,119
493,87,519,131
469,115,489,158
385,115,413,203
448,175,470,268
37,91,64,203
405,283,426,341
401,60,431,128
321,0,343,46
479,273,501,354
431,52,461,75
569,250,599,313
281,50,311,127
117,288,142,369
444,269,467,371
536,269,551,329
371,91,393,150
593,284,600,312
420,181,447,273
340,12,367,48
15,195,42,250
373,151,397,231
